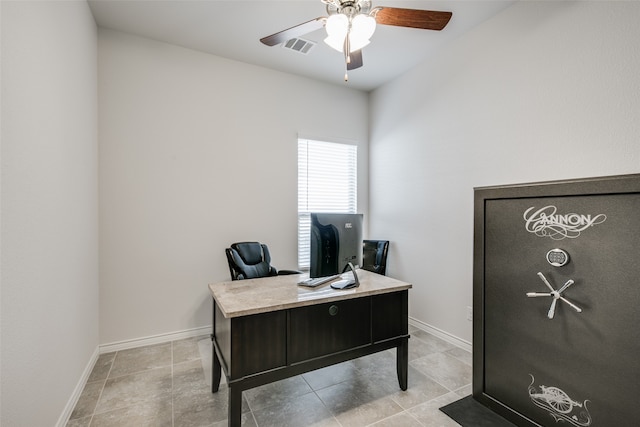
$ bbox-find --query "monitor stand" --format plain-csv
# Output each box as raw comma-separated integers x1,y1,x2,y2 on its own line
330,263,360,290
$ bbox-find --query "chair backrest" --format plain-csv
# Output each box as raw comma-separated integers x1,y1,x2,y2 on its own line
362,240,390,275
225,242,278,280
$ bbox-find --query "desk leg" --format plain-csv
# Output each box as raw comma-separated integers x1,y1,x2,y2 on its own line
212,346,222,393
228,385,242,427
397,338,409,391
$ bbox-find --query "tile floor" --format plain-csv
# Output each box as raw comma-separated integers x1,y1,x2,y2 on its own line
67,326,471,426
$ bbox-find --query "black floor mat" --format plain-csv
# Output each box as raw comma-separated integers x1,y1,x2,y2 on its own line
439,396,517,427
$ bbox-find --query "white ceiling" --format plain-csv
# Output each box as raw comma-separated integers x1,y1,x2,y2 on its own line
88,0,516,92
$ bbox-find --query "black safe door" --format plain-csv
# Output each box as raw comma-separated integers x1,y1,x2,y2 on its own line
479,182,640,427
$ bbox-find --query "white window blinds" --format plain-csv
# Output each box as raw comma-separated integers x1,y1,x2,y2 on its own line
298,139,357,269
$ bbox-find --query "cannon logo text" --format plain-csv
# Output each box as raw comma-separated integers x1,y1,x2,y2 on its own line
523,206,606,240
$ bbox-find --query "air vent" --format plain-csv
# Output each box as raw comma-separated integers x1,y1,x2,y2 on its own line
282,38,316,55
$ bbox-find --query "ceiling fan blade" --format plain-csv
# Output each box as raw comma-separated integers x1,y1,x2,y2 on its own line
347,49,363,70
374,7,452,31
260,18,326,46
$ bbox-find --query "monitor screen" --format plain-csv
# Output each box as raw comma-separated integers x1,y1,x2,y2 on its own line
310,213,363,278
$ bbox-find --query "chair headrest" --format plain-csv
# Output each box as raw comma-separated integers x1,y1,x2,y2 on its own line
231,242,267,265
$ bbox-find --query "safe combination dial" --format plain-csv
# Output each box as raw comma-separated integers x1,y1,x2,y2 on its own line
526,272,583,319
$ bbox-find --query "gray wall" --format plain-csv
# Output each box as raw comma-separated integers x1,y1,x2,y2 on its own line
369,1,640,343
98,29,369,345
1,1,99,425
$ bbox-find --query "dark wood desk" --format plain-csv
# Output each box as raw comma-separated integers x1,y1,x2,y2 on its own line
208,270,412,426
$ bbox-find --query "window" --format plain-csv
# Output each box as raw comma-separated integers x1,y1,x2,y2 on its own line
298,138,357,269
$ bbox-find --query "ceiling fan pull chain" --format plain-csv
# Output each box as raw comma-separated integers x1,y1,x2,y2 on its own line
343,25,351,82
344,54,349,81
344,25,351,62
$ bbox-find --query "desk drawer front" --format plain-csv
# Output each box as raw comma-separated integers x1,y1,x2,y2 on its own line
289,297,371,363
372,290,408,342
230,311,287,378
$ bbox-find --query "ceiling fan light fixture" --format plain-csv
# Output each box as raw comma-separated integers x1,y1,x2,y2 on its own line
324,12,375,53
325,14,348,38
324,34,370,53
349,37,370,51
351,14,376,41
324,35,346,52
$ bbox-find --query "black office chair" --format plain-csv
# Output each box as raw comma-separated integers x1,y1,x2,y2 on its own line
362,240,390,276
225,241,300,280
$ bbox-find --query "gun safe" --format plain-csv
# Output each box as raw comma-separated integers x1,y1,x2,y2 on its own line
473,173,640,427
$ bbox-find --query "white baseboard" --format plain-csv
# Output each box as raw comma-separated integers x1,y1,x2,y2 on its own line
409,317,472,353
99,325,212,354
56,346,100,427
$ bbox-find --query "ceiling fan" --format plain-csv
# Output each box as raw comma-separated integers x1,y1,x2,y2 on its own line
260,0,452,81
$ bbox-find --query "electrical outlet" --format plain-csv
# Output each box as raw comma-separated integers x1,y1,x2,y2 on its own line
467,306,473,322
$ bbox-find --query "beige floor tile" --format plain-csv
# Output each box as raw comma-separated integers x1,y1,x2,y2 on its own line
88,352,116,382
173,336,206,365
244,376,313,412
66,415,91,427
70,331,473,426
69,380,104,420
410,330,457,353
369,411,424,427
407,336,442,361
444,346,472,366
315,378,404,426
173,388,229,427
455,384,472,398
173,359,251,425
410,352,472,392
302,359,359,391
95,366,172,414
173,359,209,392
407,392,462,427
90,397,172,427
389,366,450,410
332,396,404,427
109,343,172,378
251,392,340,427
209,412,257,427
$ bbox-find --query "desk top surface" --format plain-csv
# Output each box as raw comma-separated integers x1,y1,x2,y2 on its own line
208,269,412,318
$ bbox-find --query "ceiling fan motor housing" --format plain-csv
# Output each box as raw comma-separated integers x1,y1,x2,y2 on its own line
324,0,373,17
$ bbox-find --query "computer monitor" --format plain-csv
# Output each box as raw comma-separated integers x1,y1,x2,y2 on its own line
310,213,363,278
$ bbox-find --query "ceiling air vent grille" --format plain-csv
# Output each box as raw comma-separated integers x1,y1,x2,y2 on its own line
282,38,316,55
